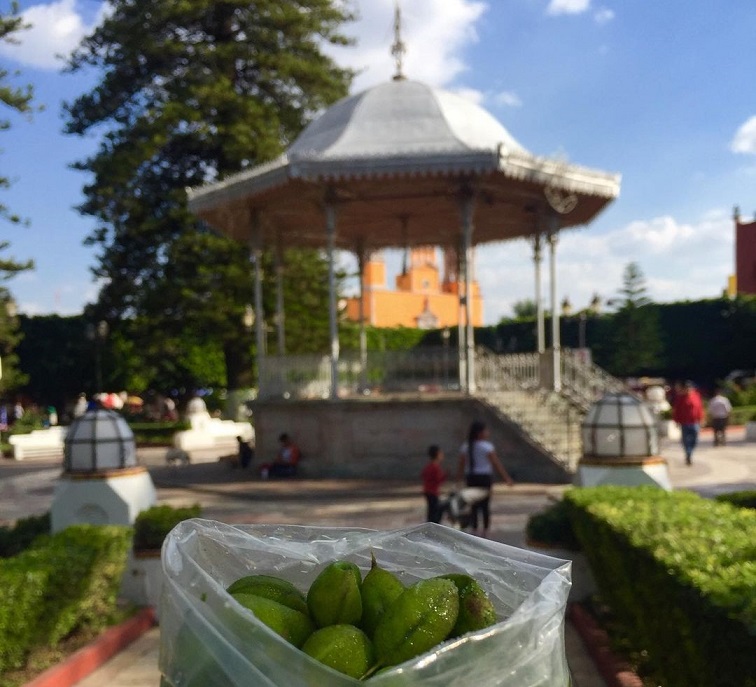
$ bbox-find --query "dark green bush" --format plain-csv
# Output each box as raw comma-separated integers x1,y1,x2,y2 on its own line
525,500,581,550
133,504,201,551
564,486,756,687
715,490,756,510
0,513,51,558
7,410,46,436
0,524,131,675
128,421,190,446
729,405,756,424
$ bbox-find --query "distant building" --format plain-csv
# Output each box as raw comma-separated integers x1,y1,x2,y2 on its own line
344,246,483,329
730,207,756,296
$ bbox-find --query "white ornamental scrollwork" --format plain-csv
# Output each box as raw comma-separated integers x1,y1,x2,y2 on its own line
544,156,579,215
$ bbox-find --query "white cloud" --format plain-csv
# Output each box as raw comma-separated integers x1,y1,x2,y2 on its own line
493,90,523,108
473,209,733,322
0,0,106,70
594,8,615,24
328,0,487,91
452,87,485,105
546,0,592,16
731,116,756,154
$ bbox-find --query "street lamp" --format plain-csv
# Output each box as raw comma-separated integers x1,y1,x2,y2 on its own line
86,320,109,393
441,327,450,388
0,299,18,381
578,312,587,351
242,304,255,331
561,297,573,317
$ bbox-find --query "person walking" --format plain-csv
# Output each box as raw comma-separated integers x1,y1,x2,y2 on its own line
672,380,704,465
421,445,446,524
456,420,514,538
707,388,732,447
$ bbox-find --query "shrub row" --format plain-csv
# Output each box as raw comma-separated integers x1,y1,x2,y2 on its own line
727,405,756,425
524,500,581,550
0,525,132,675
133,504,202,551
715,490,756,510
564,486,756,687
128,421,189,445
0,513,51,559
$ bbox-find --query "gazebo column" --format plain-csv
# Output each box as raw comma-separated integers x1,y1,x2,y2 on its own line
251,224,266,397
547,224,561,392
274,240,286,355
325,201,340,400
460,191,476,394
356,243,368,392
455,241,466,391
533,233,546,354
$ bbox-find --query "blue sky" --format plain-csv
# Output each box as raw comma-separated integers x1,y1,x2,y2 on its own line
1,0,756,323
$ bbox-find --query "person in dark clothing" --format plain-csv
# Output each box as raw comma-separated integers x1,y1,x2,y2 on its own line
237,436,253,469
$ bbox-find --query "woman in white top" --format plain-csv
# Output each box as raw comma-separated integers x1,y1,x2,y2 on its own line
456,420,514,537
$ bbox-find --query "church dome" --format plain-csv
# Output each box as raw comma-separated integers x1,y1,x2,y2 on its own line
287,79,525,161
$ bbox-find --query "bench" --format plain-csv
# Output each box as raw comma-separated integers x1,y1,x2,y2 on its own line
9,427,67,460
172,412,254,452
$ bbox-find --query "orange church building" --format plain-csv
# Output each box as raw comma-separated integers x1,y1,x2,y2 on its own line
344,246,483,329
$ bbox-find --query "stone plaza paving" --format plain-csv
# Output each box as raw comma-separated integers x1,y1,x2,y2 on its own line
1,427,754,687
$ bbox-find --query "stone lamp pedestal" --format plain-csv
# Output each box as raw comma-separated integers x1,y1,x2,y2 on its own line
576,392,671,491
51,409,156,532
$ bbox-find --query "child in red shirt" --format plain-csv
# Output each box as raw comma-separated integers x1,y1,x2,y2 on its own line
421,445,446,524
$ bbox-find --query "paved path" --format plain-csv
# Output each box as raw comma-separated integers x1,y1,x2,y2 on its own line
2,427,753,687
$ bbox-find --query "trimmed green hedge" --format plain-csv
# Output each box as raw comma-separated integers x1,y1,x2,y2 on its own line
525,500,580,550
0,513,51,559
564,486,756,687
729,405,756,424
133,504,201,551
715,490,756,510
128,421,189,446
0,525,132,675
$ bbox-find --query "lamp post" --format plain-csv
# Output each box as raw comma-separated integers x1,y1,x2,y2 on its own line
86,320,109,393
0,299,18,381
441,327,450,389
578,312,587,351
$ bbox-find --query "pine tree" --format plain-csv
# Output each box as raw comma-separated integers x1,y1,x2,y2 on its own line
609,262,662,375
0,2,34,394
63,0,353,390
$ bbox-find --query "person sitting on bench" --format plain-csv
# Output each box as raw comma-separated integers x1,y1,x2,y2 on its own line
260,433,301,478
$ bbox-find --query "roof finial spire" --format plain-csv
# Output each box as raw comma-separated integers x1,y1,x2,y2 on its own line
391,1,407,81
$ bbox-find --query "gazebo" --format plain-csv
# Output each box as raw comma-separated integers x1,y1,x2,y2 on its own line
188,71,620,401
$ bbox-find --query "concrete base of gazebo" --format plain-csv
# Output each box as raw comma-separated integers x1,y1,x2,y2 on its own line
51,466,157,533
251,396,572,483
574,456,671,491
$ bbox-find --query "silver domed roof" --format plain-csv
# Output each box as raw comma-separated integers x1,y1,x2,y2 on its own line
288,79,525,161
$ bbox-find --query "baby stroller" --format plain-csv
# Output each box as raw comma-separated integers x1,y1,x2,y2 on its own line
439,487,489,530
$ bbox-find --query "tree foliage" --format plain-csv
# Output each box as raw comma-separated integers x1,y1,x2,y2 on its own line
609,262,662,375
510,299,537,321
0,2,34,395
1,1,33,226
63,0,354,389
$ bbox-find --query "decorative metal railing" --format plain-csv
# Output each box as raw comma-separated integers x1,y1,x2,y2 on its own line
475,348,627,469
560,349,627,410
475,350,541,391
258,348,459,400
257,347,626,471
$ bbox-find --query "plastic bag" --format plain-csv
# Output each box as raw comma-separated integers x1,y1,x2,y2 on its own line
159,519,572,687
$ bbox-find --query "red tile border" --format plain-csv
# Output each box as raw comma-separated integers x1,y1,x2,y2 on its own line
23,606,157,687
568,603,644,687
